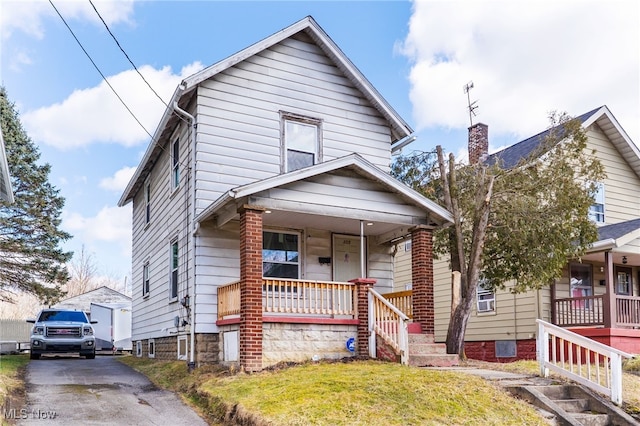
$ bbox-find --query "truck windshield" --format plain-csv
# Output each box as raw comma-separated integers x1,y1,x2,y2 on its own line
38,311,88,323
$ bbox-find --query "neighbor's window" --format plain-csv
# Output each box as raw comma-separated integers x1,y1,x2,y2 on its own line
476,280,495,313
570,263,593,308
170,239,178,300
142,262,150,298
148,339,155,358
172,137,180,189
263,231,299,279
588,182,605,223
144,180,151,224
282,113,321,172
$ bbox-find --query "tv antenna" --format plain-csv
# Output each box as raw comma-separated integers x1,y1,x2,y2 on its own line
463,81,478,126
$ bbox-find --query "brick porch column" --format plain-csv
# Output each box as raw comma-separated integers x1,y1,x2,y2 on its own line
410,225,435,334
239,205,265,372
350,277,376,357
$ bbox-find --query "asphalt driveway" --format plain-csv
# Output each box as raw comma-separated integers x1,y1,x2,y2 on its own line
15,355,208,425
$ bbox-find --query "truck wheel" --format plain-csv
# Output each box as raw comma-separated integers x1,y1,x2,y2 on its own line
30,353,40,360
85,352,95,359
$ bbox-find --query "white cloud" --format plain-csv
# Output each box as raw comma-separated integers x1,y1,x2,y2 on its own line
100,166,136,192
1,0,136,40
63,204,132,257
402,0,640,143
21,62,204,149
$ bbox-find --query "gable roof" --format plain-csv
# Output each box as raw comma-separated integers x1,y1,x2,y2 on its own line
196,153,453,227
119,16,412,207
53,286,131,312
487,106,640,177
589,218,640,251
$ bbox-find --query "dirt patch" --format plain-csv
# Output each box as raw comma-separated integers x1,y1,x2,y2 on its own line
1,364,27,425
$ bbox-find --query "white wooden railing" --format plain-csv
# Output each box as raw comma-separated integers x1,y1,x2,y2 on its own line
369,288,409,365
537,319,634,405
217,279,355,319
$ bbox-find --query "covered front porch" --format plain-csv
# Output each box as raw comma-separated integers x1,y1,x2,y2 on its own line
551,220,640,354
197,155,453,370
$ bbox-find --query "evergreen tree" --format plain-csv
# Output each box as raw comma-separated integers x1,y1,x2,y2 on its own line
0,87,72,305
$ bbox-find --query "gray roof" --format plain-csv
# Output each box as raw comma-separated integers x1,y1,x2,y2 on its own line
597,218,640,241
487,107,602,169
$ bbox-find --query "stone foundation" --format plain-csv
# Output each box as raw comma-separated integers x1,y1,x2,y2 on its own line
464,339,536,362
133,333,219,365
262,322,357,367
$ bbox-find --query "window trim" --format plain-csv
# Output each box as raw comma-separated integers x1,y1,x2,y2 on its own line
177,335,188,361
476,279,496,313
142,262,150,298
280,112,322,173
171,137,180,190
169,238,179,301
588,181,605,223
262,229,301,280
148,339,155,359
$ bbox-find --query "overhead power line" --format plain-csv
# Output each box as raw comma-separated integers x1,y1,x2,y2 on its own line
48,0,154,140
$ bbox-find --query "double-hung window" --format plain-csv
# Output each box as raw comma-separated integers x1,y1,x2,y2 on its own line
263,231,299,279
172,137,180,189
142,262,150,298
144,180,151,224
170,239,178,300
476,280,495,313
588,182,605,223
282,113,321,173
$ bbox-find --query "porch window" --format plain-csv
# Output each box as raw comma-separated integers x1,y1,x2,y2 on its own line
170,239,178,300
263,231,299,279
142,262,150,298
588,182,605,223
172,137,180,189
281,113,321,173
476,280,495,313
570,263,593,307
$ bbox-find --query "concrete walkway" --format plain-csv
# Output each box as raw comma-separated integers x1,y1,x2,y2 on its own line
424,366,557,387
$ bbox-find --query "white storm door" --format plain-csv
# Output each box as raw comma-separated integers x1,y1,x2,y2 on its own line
333,234,365,282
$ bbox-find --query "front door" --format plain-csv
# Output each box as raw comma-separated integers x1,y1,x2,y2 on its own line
615,266,631,295
333,234,365,282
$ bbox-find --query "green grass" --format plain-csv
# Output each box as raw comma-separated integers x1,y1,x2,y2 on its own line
0,354,29,425
119,357,549,425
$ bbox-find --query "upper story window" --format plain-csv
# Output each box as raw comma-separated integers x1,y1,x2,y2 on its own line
172,137,180,189
476,279,495,313
263,231,299,279
281,113,322,173
144,180,151,225
169,239,179,300
588,182,605,223
142,262,150,298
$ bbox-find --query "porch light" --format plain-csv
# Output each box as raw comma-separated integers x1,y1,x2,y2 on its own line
265,210,272,214
622,256,628,264
366,222,374,226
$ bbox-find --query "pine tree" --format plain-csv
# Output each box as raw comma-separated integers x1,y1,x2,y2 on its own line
0,87,72,305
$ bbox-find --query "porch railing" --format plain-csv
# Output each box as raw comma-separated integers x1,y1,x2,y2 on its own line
217,279,355,319
382,290,413,319
553,294,640,328
369,288,409,365
537,319,633,405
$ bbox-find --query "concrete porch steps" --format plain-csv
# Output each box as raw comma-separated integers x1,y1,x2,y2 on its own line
408,333,459,367
508,384,638,426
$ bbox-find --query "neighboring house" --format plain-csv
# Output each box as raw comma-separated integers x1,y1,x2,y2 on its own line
0,127,14,203
53,286,132,314
394,105,640,361
118,17,452,371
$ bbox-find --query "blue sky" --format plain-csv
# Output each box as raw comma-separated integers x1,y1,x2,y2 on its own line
1,0,638,293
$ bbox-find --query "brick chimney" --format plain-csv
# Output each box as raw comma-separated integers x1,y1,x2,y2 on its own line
468,123,488,164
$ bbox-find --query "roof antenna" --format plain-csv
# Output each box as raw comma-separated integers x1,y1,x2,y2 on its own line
463,81,478,126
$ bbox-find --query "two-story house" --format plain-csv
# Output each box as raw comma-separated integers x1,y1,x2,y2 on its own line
393,106,640,361
119,17,453,371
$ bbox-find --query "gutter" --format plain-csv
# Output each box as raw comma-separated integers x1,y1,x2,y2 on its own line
587,238,616,252
172,85,198,368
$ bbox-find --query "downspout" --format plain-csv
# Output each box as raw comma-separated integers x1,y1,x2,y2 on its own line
173,85,198,368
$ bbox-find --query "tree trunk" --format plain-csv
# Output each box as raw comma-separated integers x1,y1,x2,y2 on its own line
445,294,474,357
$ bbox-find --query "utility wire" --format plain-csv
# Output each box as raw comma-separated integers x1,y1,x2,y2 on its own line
88,0,170,110
48,0,155,141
